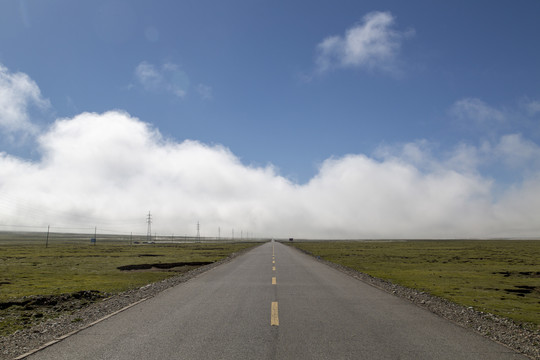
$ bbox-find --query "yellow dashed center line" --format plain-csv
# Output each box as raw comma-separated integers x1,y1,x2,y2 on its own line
271,244,279,326
271,302,279,326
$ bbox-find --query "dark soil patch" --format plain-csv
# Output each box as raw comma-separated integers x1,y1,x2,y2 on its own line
504,285,537,296
493,270,540,278
0,290,105,311
518,271,540,277
117,261,213,271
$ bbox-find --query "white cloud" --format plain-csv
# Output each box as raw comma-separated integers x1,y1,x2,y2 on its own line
376,134,540,177
493,134,540,169
444,143,483,174
2,66,540,239
1,110,540,239
374,140,435,170
524,99,540,116
0,64,50,135
451,97,540,144
134,61,188,98
300,155,495,237
315,11,413,73
135,61,162,91
451,98,506,126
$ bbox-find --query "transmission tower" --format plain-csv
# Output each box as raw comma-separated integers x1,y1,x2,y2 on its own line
146,211,152,242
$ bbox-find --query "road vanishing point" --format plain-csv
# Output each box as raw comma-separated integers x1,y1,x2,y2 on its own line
26,241,527,359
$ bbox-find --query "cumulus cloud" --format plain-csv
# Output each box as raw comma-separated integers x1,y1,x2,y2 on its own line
134,61,189,98
315,11,413,73
1,110,540,239
0,111,292,235
0,64,50,135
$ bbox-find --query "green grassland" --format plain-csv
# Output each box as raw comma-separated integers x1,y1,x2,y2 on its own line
0,237,259,335
288,240,540,328
0,240,259,301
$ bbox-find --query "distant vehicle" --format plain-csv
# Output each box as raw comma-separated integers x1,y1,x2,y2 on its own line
289,238,293,242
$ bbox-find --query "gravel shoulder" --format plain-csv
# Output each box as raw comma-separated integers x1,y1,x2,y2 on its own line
2,243,539,360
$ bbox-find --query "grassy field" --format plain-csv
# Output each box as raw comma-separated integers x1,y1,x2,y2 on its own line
288,240,540,328
0,238,260,335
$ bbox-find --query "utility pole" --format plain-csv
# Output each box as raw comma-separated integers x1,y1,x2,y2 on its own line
146,211,152,242
46,225,50,248
94,226,97,246
218,226,220,240
196,221,200,242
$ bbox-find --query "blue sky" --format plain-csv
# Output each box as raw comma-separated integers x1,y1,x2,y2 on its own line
0,1,540,238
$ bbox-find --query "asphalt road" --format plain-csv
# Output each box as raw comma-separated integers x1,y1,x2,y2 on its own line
27,241,527,359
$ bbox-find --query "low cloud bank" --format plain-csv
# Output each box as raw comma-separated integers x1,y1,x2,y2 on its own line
1,63,539,238
1,110,540,239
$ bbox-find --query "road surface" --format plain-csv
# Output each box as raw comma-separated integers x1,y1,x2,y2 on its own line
26,241,526,359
